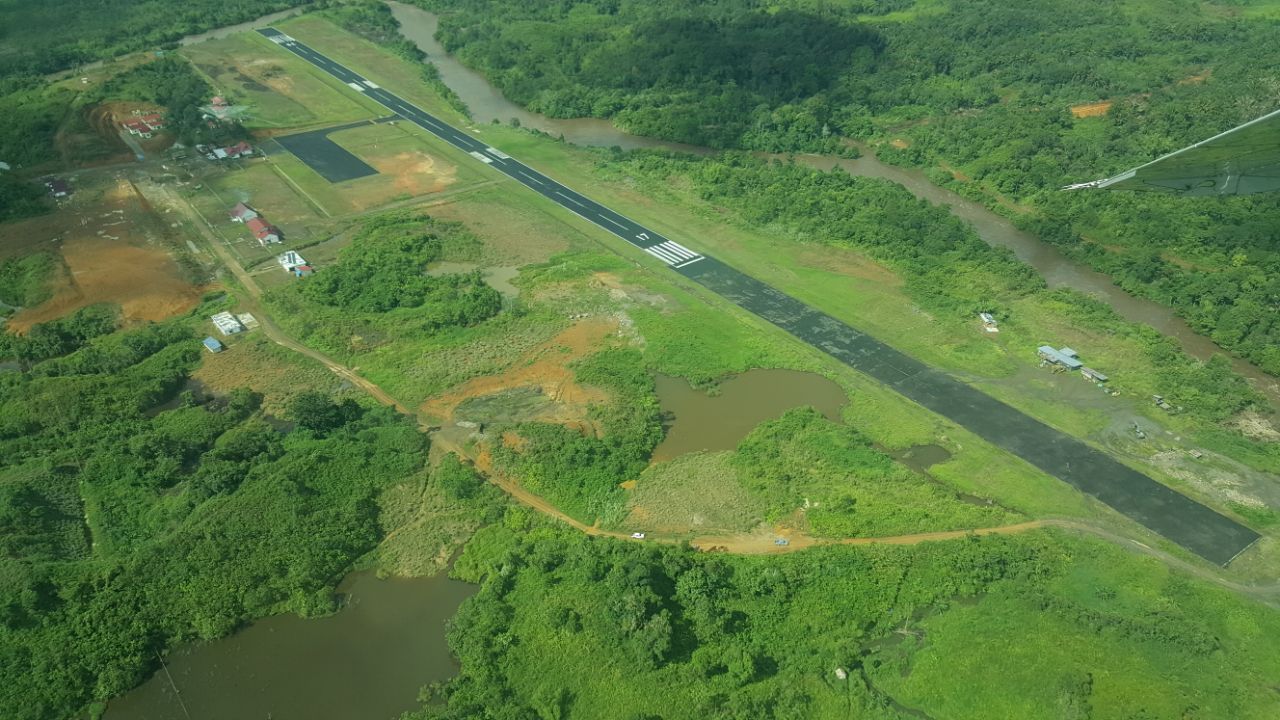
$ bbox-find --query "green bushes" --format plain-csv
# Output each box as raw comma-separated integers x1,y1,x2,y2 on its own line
496,348,662,524
0,317,432,720
0,304,120,364
412,519,1280,720
299,210,501,322
735,407,1014,536
0,252,56,307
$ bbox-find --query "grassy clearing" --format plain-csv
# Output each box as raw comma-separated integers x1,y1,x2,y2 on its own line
192,330,340,416
181,31,378,130
277,14,470,125
872,533,1280,720
623,451,760,534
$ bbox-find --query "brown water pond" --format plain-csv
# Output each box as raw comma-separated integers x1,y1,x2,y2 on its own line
104,570,475,720
652,368,847,462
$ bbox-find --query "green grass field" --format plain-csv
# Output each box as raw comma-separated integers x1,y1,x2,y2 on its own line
182,32,379,130
277,14,471,125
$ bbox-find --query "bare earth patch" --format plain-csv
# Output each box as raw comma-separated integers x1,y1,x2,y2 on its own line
1229,411,1280,442
6,180,203,332
1070,101,1113,118
368,150,457,197
420,316,620,425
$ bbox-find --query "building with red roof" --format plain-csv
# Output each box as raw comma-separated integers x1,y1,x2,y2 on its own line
246,217,281,245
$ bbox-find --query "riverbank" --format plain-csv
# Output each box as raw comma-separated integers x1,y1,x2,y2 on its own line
385,1,1280,408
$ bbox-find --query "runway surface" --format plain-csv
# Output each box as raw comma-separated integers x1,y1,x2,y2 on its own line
274,117,394,182
258,27,1260,565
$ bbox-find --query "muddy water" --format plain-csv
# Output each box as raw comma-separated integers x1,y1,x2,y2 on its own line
387,1,1279,403
428,260,521,298
104,570,476,720
652,369,846,461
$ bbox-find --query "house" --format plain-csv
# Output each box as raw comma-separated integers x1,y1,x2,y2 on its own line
277,250,307,272
122,119,148,135
209,142,253,160
140,113,165,129
202,337,225,353
293,264,314,277
1037,345,1083,370
210,311,245,336
46,179,71,198
246,217,281,245
229,202,258,223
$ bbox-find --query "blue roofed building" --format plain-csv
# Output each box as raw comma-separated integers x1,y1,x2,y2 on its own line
1037,345,1082,369
203,337,225,353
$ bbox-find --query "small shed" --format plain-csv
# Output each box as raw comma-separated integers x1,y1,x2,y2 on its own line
46,179,71,198
210,311,245,336
1081,367,1108,383
202,337,225,353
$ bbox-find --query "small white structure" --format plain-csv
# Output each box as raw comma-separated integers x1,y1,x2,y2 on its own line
0,161,10,172
979,312,999,332
210,311,245,336
235,312,260,330
277,251,307,272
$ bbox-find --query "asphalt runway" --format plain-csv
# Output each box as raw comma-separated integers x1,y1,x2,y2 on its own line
258,28,1260,565
275,118,383,182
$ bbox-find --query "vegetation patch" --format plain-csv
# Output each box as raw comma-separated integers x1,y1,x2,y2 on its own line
0,252,57,308
735,407,1016,537
624,451,760,535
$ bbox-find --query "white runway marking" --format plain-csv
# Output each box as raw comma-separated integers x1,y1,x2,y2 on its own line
645,246,684,264
555,190,585,207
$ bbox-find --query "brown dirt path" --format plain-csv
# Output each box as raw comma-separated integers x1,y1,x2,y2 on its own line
161,187,1280,605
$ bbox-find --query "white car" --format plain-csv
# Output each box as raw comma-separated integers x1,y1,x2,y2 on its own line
630,532,646,540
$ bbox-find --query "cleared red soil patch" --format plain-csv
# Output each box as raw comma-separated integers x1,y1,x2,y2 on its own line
5,179,203,332
420,316,618,424
1070,101,1113,118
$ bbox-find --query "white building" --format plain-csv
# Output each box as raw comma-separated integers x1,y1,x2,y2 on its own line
210,311,245,336
277,251,307,271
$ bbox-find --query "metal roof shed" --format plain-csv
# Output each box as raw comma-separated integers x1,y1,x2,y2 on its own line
202,337,224,353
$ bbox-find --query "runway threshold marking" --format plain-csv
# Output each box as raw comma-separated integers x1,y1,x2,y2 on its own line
255,26,1260,564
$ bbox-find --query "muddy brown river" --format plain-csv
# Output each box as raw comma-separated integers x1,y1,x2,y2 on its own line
104,571,475,720
387,1,1279,405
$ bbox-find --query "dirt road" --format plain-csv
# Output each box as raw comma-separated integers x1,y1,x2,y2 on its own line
155,183,413,414
157,185,1280,605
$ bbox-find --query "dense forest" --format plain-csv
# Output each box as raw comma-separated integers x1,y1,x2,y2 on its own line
0,300,444,720
0,0,310,77
420,0,1280,376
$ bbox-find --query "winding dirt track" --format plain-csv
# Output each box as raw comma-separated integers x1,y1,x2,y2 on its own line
168,186,1280,606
